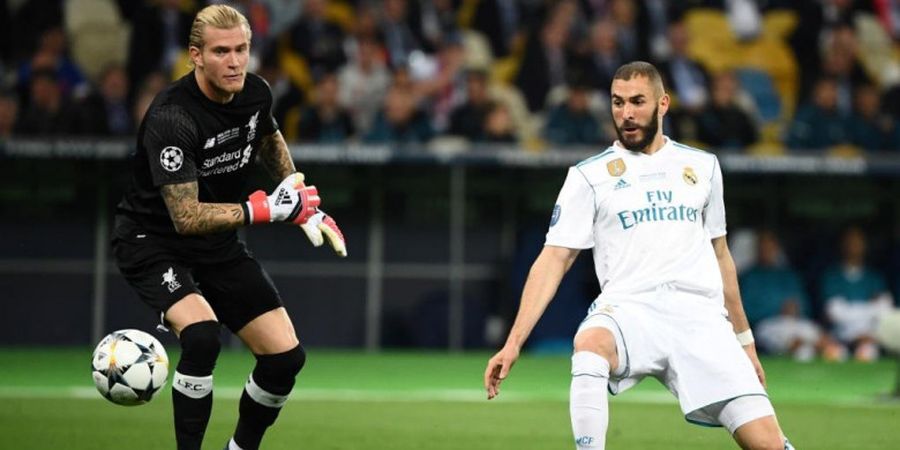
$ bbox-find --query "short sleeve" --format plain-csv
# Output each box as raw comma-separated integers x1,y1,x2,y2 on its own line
143,105,200,187
545,167,596,249
257,77,279,136
703,156,727,238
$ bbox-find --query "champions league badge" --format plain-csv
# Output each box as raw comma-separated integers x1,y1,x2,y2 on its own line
550,204,561,226
683,166,698,186
607,158,626,177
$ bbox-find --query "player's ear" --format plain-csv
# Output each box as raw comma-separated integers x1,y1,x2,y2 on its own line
189,45,203,69
658,93,670,117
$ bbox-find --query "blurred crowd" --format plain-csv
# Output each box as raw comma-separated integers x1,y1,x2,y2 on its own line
1,0,900,153
735,226,898,362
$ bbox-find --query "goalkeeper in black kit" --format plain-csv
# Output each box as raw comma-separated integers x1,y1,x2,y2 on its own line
112,5,345,450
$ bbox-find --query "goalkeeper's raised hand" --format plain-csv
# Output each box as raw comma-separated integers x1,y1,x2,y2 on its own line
243,173,320,225
300,209,347,257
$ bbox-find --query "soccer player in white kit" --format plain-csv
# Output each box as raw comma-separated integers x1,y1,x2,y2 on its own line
484,62,794,450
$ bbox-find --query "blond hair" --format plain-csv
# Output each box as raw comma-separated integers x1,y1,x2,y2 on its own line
188,5,251,66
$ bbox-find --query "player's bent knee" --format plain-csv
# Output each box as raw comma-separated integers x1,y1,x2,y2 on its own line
179,321,222,366
256,344,307,382
573,328,617,364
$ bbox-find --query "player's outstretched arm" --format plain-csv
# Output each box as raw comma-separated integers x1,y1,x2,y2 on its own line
485,245,580,399
713,236,766,387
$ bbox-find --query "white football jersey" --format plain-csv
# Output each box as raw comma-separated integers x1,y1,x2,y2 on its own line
545,136,726,301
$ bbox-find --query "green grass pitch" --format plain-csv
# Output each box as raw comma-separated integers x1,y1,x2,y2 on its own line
1,349,898,449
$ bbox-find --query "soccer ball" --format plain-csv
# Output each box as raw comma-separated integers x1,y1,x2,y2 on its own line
91,329,169,406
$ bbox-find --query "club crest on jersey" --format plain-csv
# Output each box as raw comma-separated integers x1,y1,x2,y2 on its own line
683,166,698,186
159,146,183,172
246,111,260,141
607,158,626,177
161,267,182,293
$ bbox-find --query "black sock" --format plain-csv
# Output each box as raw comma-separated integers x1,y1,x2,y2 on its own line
172,321,221,450
233,345,306,450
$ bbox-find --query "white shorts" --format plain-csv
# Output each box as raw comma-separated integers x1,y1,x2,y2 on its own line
575,287,768,427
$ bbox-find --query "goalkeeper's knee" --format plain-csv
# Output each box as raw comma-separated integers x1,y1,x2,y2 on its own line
252,344,306,396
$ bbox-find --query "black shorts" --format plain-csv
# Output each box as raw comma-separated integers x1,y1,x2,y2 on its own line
112,220,283,333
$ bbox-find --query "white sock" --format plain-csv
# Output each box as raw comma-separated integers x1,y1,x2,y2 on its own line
570,351,610,449
228,437,244,450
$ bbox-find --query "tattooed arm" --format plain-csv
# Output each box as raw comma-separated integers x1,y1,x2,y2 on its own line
257,130,297,181
161,181,245,235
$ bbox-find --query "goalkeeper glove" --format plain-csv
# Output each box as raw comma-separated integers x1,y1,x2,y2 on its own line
244,173,320,225
300,209,347,257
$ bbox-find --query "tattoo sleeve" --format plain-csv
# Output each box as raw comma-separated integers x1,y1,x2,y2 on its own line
160,181,245,235
258,130,297,181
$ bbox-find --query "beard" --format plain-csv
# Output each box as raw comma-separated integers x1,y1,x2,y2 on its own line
614,105,659,151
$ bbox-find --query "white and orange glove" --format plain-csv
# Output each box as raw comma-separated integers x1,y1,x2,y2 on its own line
300,209,347,257
244,173,320,225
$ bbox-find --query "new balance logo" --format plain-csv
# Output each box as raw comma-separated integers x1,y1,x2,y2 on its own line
275,189,293,206
203,137,216,149
614,179,631,190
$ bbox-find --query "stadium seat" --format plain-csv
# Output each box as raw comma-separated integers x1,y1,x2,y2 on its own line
65,0,129,81
462,30,494,70
735,68,782,123
855,13,900,87
761,9,798,40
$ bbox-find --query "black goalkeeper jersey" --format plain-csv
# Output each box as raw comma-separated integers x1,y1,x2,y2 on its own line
115,71,278,250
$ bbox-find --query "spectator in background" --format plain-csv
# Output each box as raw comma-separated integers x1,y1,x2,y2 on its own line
414,0,461,53
695,71,758,151
257,55,305,132
124,0,193,93
578,19,622,92
417,35,467,132
15,69,77,136
9,0,64,64
287,0,346,74
364,86,434,144
0,92,18,138
846,84,900,151
16,27,87,101
739,231,825,361
471,0,524,59
516,3,575,112
543,80,603,146
786,77,848,150
75,64,133,136
609,0,647,62
821,226,895,362
816,24,872,115
339,36,391,133
381,0,422,68
131,72,168,127
881,83,900,124
448,68,493,142
480,102,518,144
296,72,355,143
657,20,708,113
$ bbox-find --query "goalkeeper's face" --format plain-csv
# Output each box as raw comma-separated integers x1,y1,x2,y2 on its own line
610,76,668,152
192,25,250,100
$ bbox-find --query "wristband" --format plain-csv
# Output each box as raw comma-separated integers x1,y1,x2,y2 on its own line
736,329,754,346
241,202,251,225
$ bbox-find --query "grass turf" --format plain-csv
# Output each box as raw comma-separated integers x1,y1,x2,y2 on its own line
1,349,898,449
